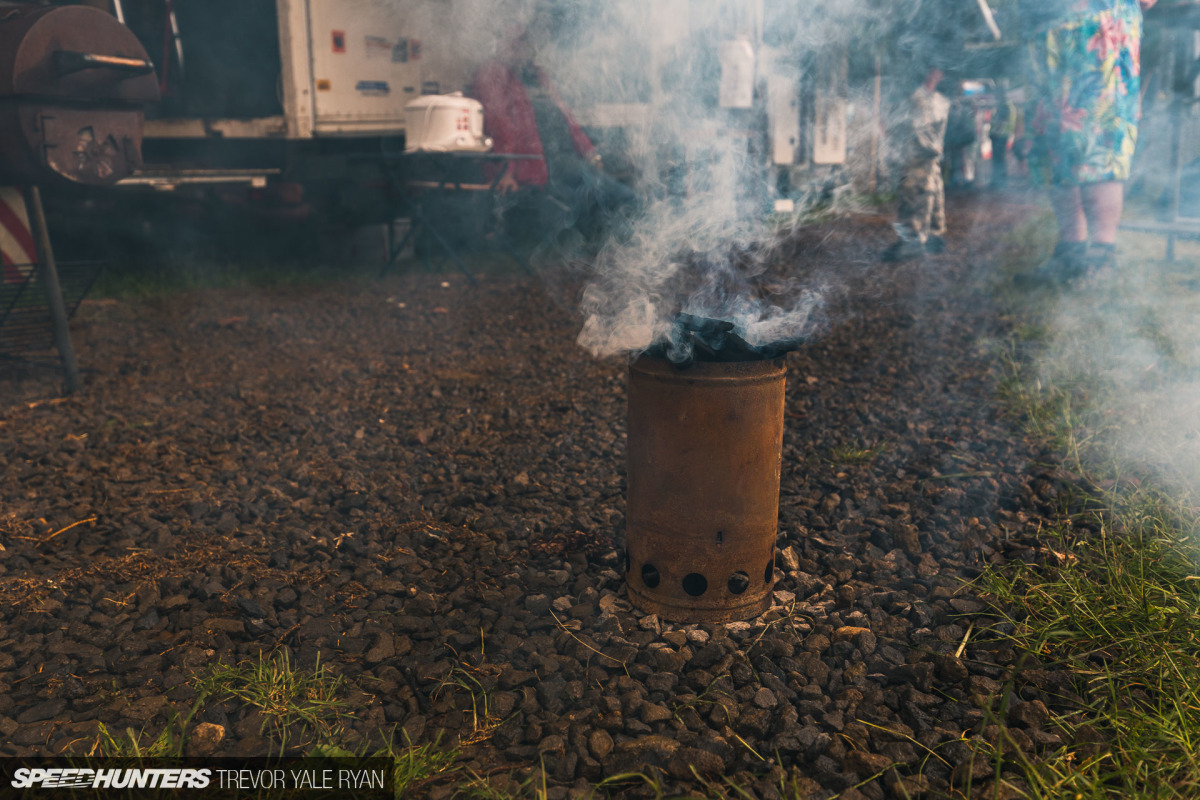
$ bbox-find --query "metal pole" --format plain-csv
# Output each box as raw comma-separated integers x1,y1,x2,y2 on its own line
1167,31,1186,262
975,0,1002,41
871,55,881,194
23,185,80,394
166,0,185,77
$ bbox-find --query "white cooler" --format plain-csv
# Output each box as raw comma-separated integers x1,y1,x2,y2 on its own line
404,93,493,153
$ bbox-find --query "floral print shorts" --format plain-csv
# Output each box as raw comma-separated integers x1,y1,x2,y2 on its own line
1026,0,1143,185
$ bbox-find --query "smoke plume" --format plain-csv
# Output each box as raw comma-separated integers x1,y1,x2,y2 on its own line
434,0,915,362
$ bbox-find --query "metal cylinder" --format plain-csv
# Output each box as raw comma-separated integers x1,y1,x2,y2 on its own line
625,356,785,623
0,4,159,186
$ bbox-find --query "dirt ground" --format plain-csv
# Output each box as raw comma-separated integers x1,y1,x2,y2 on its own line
0,194,1077,799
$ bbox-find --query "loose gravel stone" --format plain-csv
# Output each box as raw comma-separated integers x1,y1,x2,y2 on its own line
588,730,614,761
1008,700,1051,729
186,723,225,757
0,200,1079,798
525,595,551,615
17,700,67,725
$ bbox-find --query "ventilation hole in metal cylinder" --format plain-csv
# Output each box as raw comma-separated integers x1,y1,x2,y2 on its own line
716,530,724,544
682,573,708,597
641,563,660,589
727,571,750,595
764,560,775,584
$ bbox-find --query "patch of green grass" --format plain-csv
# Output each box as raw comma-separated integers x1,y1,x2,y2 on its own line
672,673,735,728
446,762,555,800
389,732,463,798
988,328,1200,798
827,441,887,465
192,649,349,751
93,252,329,298
90,236,530,300
90,716,189,758
459,772,533,800
859,189,897,208
995,348,1107,475
432,666,506,744
595,771,670,799
307,729,466,799
977,493,1200,799
87,695,203,758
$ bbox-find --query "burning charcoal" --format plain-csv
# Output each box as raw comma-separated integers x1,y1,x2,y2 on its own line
647,313,806,365
677,313,733,335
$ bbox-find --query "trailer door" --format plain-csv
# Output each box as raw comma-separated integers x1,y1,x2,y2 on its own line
305,0,423,134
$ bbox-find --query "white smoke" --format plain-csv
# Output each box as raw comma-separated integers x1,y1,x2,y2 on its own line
1009,31,1200,504
535,0,850,360
417,0,956,361
1033,253,1200,505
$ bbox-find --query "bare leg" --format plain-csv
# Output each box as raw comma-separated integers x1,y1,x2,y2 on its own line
1014,185,1088,283
1050,186,1087,242
1079,180,1124,244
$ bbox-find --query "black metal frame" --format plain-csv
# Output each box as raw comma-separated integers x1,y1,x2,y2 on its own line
0,260,103,363
0,185,93,392
1122,2,1200,258
379,151,540,284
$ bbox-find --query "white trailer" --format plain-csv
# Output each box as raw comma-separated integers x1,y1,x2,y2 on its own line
99,0,465,224
59,0,848,233
131,0,435,143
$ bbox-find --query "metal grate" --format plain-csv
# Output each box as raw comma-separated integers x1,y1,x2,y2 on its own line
0,261,103,357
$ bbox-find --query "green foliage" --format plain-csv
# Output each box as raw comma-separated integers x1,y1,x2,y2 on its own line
827,440,888,465
91,718,188,758
192,649,349,751
978,495,1200,798
88,698,202,758
990,319,1200,797
386,732,463,799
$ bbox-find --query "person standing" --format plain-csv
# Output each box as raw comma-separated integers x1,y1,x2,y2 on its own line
989,81,1017,188
881,66,951,262
1016,0,1157,285
945,87,979,190
470,24,637,245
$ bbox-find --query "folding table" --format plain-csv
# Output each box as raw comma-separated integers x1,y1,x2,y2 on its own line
382,151,541,283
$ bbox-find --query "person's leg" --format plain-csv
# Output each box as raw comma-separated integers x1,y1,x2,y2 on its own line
990,136,1008,185
1049,186,1087,243
1079,180,1124,273
882,173,932,260
895,189,930,243
1015,185,1088,285
1079,180,1123,244
896,160,941,241
929,166,946,238
924,166,946,252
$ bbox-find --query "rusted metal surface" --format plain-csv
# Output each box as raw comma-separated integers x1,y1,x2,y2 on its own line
626,356,786,623
0,4,159,186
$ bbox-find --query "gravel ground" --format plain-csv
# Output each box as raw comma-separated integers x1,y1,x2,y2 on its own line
0,195,1077,799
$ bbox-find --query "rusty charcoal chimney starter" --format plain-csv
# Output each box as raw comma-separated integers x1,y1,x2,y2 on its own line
625,355,786,623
